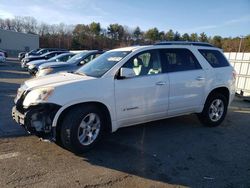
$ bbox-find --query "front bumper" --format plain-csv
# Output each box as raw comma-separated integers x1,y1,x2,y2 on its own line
28,67,38,75
12,103,61,134
21,62,28,69
12,106,25,125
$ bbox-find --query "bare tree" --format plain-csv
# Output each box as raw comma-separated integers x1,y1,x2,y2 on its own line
13,16,24,32
0,18,5,29
0,16,249,52
22,16,37,34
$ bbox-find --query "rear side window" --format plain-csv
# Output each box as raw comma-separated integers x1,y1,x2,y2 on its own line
160,49,201,72
199,49,229,68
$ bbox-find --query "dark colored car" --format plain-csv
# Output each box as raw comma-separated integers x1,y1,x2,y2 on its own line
21,51,69,69
37,50,104,77
18,52,26,61
27,52,75,75
0,49,8,58
25,48,68,58
19,48,40,61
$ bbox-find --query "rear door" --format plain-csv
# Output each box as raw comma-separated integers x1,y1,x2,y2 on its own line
160,48,206,115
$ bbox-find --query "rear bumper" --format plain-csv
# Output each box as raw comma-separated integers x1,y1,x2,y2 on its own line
229,92,235,105
0,57,6,62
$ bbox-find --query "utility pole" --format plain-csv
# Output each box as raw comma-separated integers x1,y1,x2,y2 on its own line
58,36,61,48
238,35,244,52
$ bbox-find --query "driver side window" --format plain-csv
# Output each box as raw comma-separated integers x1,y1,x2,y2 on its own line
122,50,162,77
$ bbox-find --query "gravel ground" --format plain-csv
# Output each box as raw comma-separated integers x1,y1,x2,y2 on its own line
0,59,250,188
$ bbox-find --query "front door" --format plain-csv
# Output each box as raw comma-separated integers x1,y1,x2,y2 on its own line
114,50,169,127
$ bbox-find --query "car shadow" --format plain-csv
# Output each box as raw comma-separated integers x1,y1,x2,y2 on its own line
76,109,250,187
0,69,30,79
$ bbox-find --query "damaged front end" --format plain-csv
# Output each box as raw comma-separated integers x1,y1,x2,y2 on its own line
12,89,61,137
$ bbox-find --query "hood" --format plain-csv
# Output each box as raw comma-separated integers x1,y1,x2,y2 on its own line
39,61,71,69
29,56,43,60
24,72,93,89
28,59,46,66
24,56,41,62
27,55,39,58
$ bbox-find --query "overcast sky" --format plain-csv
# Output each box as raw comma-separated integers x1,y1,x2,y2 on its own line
0,0,249,37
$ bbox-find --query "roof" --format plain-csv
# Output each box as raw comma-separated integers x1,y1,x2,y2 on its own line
0,28,39,37
155,41,214,47
110,46,148,52
109,41,215,52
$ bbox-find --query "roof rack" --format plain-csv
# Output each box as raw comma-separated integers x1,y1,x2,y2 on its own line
154,41,214,47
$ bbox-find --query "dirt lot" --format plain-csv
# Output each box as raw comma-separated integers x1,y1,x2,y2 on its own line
0,59,250,188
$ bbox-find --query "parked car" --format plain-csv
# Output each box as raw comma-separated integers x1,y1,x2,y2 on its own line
18,52,26,61
0,49,8,58
12,42,236,153
25,48,68,58
21,51,69,69
36,50,103,77
0,52,6,63
27,52,75,75
19,49,41,61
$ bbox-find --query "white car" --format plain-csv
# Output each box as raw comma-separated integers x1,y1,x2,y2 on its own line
0,52,6,63
12,42,236,153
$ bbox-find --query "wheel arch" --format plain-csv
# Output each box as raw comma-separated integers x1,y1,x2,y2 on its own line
52,101,113,139
206,86,230,104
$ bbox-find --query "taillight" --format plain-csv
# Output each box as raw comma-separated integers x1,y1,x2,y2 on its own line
232,70,237,80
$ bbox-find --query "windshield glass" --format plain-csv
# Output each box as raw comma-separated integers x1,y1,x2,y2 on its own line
48,53,68,61
36,49,43,54
66,51,89,64
37,49,48,55
41,52,52,57
30,49,39,53
75,51,131,77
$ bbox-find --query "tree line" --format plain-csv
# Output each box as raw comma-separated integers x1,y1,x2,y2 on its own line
1,16,250,52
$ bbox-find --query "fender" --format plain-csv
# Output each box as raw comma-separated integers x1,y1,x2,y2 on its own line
51,99,117,131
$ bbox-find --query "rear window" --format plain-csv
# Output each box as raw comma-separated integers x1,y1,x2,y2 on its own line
199,49,229,68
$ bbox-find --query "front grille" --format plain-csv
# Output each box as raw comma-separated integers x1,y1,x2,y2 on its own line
16,90,30,113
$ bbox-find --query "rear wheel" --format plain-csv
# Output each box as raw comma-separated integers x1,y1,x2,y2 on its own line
198,93,228,127
60,105,106,153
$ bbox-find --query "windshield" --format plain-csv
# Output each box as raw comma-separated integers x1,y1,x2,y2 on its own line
36,49,49,55
29,49,39,53
48,53,69,61
66,51,89,64
75,51,131,78
41,52,52,57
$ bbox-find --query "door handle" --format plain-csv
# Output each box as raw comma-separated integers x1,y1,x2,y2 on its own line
196,76,205,81
156,81,167,86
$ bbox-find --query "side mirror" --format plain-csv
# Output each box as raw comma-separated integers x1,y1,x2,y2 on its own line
119,68,136,79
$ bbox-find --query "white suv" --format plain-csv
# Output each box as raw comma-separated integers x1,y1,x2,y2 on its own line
12,42,236,153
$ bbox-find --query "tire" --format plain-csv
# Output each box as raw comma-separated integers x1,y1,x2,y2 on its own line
198,93,228,127
60,105,106,153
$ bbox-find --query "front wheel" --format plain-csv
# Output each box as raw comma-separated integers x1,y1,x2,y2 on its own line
197,93,228,127
60,105,106,153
